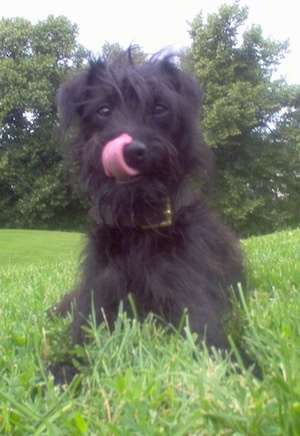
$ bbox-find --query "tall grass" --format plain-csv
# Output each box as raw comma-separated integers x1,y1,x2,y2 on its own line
0,228,299,434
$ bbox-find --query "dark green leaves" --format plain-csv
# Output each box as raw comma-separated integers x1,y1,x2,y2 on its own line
188,2,299,236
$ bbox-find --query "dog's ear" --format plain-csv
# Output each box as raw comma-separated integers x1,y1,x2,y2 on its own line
57,71,88,132
160,57,203,112
86,58,107,86
177,71,203,111
58,59,108,132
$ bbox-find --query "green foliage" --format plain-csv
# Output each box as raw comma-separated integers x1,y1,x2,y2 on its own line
101,41,124,62
101,40,148,64
0,16,88,229
0,8,299,234
0,27,150,230
189,1,299,235
190,3,288,142
0,229,299,433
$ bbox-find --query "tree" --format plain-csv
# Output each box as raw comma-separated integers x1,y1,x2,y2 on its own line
0,16,88,228
188,1,299,235
101,41,147,64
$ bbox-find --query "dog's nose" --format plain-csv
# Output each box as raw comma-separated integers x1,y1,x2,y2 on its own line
123,141,147,169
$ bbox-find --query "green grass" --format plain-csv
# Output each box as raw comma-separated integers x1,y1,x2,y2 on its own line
0,229,84,266
0,228,299,434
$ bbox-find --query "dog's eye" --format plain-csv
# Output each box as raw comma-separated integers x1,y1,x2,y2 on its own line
154,103,168,116
97,106,112,118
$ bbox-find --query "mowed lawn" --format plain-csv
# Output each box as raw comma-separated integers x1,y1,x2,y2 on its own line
0,229,85,267
0,228,299,434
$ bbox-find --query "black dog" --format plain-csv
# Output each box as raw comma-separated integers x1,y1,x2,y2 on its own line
56,50,244,359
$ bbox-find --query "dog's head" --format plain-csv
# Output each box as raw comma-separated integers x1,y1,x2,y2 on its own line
58,49,212,228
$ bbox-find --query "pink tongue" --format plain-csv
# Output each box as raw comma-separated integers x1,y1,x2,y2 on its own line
101,133,140,180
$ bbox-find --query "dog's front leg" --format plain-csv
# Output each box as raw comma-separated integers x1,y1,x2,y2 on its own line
71,262,128,345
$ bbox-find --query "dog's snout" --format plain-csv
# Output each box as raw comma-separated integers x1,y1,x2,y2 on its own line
124,141,147,168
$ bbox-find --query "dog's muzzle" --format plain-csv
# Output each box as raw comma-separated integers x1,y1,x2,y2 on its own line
102,133,146,181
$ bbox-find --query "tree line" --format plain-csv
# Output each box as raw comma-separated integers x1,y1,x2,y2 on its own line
0,3,299,236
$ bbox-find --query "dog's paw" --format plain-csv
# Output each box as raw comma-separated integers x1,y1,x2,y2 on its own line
48,362,80,386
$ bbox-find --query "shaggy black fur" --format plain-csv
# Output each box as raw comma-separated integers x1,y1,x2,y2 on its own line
56,50,244,360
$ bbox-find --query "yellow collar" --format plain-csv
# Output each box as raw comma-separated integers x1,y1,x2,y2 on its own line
141,200,172,229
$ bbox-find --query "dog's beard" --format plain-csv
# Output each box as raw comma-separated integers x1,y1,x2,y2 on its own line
92,178,173,229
